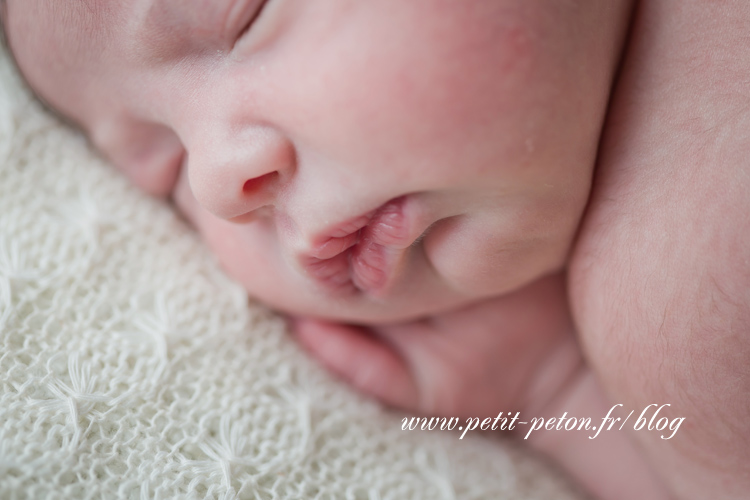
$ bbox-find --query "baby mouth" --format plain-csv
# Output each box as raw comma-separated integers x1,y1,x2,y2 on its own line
299,196,418,297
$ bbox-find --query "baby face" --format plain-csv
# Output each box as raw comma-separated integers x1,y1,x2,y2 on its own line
6,0,627,322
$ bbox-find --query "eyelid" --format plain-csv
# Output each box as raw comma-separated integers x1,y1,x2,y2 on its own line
231,0,271,48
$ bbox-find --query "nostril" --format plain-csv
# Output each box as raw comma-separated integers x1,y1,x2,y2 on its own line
242,171,279,195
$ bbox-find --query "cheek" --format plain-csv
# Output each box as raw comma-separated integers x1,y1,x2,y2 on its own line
175,192,288,307
264,0,544,178
423,210,572,298
172,170,314,313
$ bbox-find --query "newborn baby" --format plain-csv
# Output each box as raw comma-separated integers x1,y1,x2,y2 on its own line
5,1,749,499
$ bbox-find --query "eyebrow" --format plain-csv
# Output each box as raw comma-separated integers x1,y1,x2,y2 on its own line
130,0,227,64
130,0,190,63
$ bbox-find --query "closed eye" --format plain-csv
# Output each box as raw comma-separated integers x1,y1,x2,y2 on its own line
234,0,271,47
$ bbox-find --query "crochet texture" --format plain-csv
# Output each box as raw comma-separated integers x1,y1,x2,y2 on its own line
0,42,583,500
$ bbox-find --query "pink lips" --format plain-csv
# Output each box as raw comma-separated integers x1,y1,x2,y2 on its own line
299,196,415,296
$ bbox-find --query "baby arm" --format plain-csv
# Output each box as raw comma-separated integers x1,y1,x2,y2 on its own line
569,0,750,498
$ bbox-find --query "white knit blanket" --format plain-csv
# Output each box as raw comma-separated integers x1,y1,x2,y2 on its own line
0,41,584,499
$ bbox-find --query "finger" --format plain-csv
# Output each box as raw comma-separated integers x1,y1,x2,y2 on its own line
362,321,468,416
291,318,419,410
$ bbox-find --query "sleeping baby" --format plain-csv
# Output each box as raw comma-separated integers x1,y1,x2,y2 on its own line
4,0,749,499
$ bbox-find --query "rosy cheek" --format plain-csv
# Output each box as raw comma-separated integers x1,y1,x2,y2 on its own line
422,214,558,299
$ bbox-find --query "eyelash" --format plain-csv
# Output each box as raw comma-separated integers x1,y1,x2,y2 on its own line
235,0,270,44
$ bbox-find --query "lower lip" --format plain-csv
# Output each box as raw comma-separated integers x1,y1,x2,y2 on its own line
301,196,414,296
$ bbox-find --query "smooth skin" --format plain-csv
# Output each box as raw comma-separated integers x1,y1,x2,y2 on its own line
569,1,750,497
4,0,749,499
5,0,624,322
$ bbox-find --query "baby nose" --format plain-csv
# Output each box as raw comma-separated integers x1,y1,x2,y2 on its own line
186,128,295,220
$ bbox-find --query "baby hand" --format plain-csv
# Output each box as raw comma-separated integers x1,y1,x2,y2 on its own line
291,272,582,420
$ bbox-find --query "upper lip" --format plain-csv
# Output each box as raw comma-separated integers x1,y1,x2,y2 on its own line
297,196,417,296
